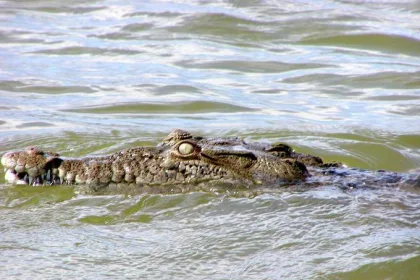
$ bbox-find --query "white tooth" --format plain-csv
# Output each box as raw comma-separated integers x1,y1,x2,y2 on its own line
5,169,17,183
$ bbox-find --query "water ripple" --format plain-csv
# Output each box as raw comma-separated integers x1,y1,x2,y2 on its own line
301,33,420,56
1,0,420,279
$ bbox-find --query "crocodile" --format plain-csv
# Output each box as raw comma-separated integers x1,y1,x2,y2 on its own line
1,129,419,194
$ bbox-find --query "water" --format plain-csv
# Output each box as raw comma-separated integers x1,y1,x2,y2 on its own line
1,0,420,279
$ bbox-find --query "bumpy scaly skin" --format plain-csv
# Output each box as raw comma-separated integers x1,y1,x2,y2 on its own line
2,147,61,185
164,129,339,168
4,129,417,192
1,130,311,190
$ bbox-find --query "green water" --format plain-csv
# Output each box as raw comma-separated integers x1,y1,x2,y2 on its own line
1,0,420,279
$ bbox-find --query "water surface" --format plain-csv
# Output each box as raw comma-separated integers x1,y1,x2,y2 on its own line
1,0,420,279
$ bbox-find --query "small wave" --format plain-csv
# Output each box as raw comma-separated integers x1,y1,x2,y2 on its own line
19,5,107,15
176,59,329,73
29,46,142,56
300,33,420,56
16,122,55,128
62,101,257,114
0,80,97,94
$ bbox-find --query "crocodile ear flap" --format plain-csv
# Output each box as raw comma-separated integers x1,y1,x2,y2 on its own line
266,143,292,158
210,151,257,160
202,150,257,169
227,151,257,169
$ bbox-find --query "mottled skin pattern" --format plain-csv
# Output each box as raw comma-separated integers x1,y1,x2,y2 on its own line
2,129,419,193
1,130,311,191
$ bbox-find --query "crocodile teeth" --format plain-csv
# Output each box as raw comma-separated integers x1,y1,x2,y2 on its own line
28,176,35,186
23,174,29,184
33,176,43,186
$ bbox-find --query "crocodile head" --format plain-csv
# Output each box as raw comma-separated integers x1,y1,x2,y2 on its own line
1,130,309,191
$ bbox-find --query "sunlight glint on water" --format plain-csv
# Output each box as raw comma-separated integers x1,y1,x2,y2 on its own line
0,0,419,279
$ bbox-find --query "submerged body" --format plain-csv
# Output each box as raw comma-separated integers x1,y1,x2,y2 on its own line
1,129,418,193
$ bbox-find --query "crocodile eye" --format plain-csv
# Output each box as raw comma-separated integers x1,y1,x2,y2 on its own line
178,142,194,155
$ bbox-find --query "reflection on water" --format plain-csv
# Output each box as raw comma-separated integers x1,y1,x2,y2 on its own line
0,0,420,279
